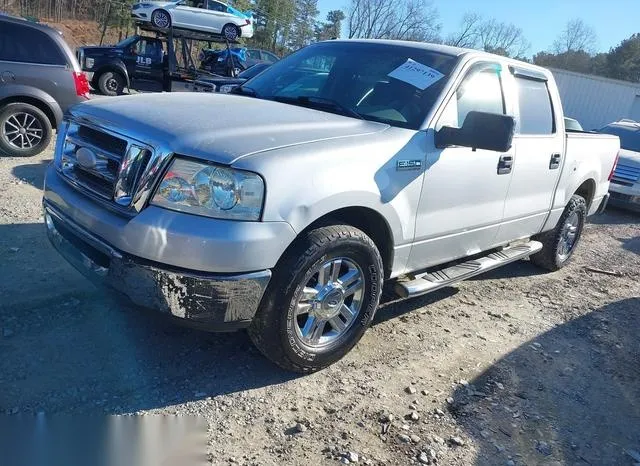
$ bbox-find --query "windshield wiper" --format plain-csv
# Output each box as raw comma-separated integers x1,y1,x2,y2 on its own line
273,95,364,120
231,86,259,98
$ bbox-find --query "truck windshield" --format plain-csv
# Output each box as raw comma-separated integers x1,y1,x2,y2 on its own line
116,36,138,48
241,41,458,130
599,125,640,152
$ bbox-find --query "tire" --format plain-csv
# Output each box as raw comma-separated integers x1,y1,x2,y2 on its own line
249,224,384,373
97,71,125,96
222,23,240,41
151,9,172,29
0,103,52,157
530,194,587,271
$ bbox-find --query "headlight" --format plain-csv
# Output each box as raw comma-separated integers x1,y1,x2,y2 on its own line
151,158,264,221
85,57,94,69
219,84,237,93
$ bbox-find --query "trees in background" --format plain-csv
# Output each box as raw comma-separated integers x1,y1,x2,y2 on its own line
315,10,345,41
347,0,441,42
445,13,529,58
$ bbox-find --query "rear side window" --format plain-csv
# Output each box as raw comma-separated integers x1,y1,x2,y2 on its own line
0,22,67,65
516,77,554,135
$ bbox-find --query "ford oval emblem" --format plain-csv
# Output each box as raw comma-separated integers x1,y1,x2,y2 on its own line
76,147,97,169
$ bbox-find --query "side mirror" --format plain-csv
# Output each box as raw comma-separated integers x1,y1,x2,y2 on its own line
435,111,515,152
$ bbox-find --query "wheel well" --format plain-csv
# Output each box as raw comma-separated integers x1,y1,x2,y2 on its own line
304,207,395,279
574,179,596,209
0,96,57,129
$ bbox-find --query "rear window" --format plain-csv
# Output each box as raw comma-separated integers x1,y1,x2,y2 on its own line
599,125,640,152
516,77,554,135
0,22,67,65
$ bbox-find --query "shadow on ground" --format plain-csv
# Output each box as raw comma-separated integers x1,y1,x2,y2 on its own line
450,297,640,466
12,159,50,190
589,206,639,225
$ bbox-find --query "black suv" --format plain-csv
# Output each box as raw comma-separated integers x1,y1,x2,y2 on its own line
0,15,89,156
77,35,166,96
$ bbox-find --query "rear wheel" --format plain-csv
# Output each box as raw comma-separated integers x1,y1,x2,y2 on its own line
151,9,172,29
530,194,587,271
249,224,383,373
97,71,125,96
0,103,52,157
222,23,240,41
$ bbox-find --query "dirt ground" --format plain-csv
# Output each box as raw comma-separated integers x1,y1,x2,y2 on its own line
1,143,639,466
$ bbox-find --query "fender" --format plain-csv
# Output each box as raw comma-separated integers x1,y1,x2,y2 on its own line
0,84,63,127
93,60,131,88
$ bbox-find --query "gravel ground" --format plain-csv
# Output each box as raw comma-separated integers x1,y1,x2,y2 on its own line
1,144,639,466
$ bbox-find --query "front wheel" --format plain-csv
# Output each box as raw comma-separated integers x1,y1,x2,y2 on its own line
530,194,587,271
97,71,125,96
249,224,383,373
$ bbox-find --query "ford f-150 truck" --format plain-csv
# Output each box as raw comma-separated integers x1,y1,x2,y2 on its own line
43,40,620,373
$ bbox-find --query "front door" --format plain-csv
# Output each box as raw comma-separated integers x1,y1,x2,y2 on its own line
407,61,514,271
131,38,164,80
494,70,565,244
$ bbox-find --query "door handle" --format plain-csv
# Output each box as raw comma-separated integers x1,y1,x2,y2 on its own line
549,153,561,169
497,155,513,175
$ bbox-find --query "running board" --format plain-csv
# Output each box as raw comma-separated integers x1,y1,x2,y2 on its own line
395,241,542,299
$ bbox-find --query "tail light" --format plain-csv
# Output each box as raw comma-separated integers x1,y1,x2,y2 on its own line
73,71,90,98
608,152,620,181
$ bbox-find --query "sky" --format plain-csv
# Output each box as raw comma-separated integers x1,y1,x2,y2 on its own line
318,0,640,56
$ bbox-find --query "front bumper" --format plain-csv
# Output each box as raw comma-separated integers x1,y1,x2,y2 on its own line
44,202,271,331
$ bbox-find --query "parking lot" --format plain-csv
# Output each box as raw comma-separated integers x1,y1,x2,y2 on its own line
0,143,638,465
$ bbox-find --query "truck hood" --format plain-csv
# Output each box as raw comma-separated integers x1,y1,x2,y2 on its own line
618,148,640,165
69,93,389,165
78,46,123,55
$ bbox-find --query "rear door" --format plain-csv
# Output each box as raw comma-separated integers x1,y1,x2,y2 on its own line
408,60,515,271
0,21,71,106
201,0,230,33
494,67,565,243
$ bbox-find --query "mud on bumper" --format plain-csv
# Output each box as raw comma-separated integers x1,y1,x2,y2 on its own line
44,202,271,331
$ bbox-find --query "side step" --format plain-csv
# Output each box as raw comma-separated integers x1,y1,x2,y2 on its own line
395,241,542,299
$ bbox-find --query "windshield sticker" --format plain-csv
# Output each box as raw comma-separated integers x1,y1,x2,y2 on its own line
388,59,445,90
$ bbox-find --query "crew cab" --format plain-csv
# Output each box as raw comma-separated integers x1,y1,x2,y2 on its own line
43,40,619,373
77,35,165,96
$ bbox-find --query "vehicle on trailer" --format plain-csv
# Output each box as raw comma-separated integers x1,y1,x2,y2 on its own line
44,40,619,373
598,120,640,211
199,46,247,76
193,63,270,92
0,14,89,157
77,35,166,96
132,0,254,41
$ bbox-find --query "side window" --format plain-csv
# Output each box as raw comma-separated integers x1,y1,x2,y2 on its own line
208,0,225,11
262,51,279,63
515,77,554,135
247,50,261,60
0,23,66,65
437,64,505,130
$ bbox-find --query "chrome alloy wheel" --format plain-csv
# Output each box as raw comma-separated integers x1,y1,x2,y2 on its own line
2,112,43,149
293,258,364,348
558,211,580,261
153,11,170,28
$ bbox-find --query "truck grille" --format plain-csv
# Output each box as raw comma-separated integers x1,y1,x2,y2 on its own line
611,162,640,186
59,122,153,210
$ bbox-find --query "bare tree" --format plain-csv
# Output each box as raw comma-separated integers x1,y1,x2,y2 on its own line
445,13,481,48
347,0,441,42
552,18,597,54
445,13,529,58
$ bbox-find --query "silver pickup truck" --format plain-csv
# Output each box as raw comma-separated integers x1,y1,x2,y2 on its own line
44,40,620,372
